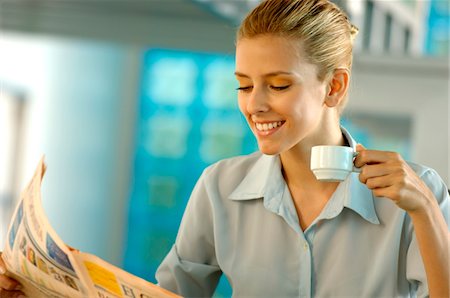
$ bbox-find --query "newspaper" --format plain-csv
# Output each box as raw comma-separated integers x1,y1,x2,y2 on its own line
2,157,180,298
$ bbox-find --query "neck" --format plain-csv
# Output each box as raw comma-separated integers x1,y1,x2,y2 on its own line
280,114,345,191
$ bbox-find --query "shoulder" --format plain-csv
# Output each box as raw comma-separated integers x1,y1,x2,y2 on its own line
198,151,263,198
407,161,449,204
203,151,263,180
407,161,437,178
407,161,445,185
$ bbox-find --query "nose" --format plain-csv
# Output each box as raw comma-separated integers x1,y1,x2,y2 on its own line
246,87,269,114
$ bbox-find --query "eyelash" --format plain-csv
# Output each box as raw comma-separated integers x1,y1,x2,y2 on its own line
271,85,290,91
236,86,290,92
236,86,252,92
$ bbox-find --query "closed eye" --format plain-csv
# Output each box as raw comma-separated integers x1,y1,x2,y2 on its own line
270,85,290,91
236,86,253,92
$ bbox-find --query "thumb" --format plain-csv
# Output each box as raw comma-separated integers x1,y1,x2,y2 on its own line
356,143,366,152
66,244,80,253
0,252,6,274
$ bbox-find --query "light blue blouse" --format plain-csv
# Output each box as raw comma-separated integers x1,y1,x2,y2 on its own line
156,128,450,298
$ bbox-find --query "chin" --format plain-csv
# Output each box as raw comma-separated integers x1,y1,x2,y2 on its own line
257,144,282,156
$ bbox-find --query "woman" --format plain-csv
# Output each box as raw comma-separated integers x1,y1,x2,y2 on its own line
1,0,449,297
155,0,449,297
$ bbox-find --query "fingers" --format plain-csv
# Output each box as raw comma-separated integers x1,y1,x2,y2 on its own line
356,143,366,151
355,145,404,191
363,174,399,191
0,275,21,292
358,163,391,183
0,253,5,275
0,289,27,298
354,147,402,168
356,149,407,190
0,275,26,298
66,245,79,253
0,254,26,297
354,146,428,211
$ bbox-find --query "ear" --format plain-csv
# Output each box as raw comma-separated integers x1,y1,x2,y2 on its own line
324,68,350,108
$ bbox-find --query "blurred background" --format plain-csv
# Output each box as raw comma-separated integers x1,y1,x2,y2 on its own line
0,0,448,296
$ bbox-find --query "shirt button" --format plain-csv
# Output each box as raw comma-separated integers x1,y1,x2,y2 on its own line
303,242,309,251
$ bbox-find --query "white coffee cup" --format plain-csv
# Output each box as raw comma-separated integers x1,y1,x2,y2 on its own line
310,145,361,182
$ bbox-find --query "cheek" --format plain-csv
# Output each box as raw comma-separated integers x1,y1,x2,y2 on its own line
285,97,319,125
279,96,305,118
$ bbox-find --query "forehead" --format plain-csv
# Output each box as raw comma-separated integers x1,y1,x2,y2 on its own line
235,35,316,77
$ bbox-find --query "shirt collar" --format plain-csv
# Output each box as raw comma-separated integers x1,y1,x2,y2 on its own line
228,125,380,225
228,153,284,202
340,126,380,224
345,173,380,224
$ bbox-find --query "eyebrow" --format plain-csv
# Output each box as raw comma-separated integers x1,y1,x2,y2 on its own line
234,71,294,78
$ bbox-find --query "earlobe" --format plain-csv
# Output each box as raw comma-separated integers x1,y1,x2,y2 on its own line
324,68,349,108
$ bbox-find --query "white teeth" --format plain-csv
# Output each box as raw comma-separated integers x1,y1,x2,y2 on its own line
255,121,283,131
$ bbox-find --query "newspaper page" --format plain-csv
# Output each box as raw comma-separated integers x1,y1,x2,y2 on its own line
2,157,180,298
73,253,179,298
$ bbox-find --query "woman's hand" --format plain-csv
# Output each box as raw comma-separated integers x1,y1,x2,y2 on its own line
354,144,436,214
0,252,26,298
355,144,450,297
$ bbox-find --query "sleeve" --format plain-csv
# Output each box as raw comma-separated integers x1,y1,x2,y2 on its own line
406,168,450,298
155,171,222,297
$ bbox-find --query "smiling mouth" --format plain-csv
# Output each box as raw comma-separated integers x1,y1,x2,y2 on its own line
254,121,285,132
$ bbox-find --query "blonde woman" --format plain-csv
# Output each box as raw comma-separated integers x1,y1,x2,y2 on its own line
1,0,448,297
156,0,449,297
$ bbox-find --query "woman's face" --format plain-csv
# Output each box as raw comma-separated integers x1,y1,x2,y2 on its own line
235,35,329,156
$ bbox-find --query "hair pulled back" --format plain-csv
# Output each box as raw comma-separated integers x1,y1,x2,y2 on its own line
237,0,358,81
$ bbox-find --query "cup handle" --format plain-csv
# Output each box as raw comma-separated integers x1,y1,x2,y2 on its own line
352,151,361,173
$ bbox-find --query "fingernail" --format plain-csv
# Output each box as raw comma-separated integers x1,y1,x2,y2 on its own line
0,266,5,274
14,284,23,290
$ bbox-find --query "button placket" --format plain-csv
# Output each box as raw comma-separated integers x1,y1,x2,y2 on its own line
303,241,309,251
298,234,312,298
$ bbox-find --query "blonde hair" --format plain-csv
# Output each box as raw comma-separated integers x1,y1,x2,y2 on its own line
237,0,358,82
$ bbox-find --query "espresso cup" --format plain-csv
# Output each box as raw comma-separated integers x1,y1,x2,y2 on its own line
310,145,361,182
